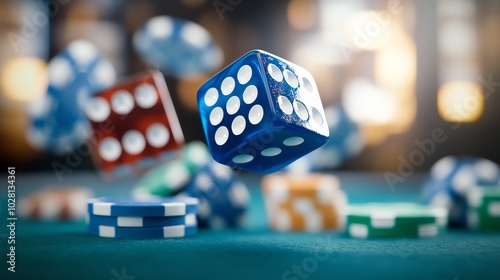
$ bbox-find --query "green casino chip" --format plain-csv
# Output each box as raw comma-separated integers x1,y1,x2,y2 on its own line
134,160,191,197
133,142,211,197
467,187,500,231
346,203,448,238
181,141,211,174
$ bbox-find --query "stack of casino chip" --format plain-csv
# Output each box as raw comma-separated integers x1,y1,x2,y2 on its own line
467,188,500,231
132,141,250,229
422,156,500,227
346,203,448,238
18,187,93,221
86,197,199,238
262,173,347,232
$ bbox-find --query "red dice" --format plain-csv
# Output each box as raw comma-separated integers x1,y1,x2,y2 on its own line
84,70,184,177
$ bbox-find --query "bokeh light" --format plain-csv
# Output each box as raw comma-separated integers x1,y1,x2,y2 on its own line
0,56,48,102
342,79,398,125
177,75,211,111
374,28,416,88
287,0,317,30
345,11,391,51
438,81,484,123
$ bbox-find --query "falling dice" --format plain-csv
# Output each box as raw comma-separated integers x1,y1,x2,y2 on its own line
84,70,184,177
197,50,329,173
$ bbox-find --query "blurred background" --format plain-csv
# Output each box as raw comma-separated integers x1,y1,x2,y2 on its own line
1,0,499,173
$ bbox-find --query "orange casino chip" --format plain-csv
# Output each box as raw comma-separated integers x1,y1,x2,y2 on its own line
18,187,93,220
262,173,347,231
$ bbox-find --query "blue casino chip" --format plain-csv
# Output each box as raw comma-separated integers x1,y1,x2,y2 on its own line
86,213,197,227
422,156,500,227
26,40,116,154
133,16,223,78
87,197,199,217
179,161,250,228
88,224,197,238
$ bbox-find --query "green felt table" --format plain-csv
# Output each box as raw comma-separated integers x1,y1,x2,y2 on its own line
1,171,500,280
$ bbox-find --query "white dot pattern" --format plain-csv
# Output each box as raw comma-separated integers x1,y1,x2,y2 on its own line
311,107,323,125
283,137,304,146
237,65,252,85
294,101,309,120
283,70,298,88
243,85,258,104
221,77,235,95
278,96,293,115
122,130,146,155
248,105,264,125
99,137,122,161
215,126,229,146
268,64,283,82
302,77,314,92
209,107,224,126
233,154,254,164
261,147,282,157
146,123,170,148
226,96,240,115
204,88,218,107
85,97,110,122
231,116,246,136
134,84,158,109
111,90,134,115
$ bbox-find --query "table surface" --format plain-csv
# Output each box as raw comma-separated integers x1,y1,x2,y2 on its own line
1,171,500,280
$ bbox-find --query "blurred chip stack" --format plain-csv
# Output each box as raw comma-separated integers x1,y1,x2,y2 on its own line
262,173,346,231
422,156,500,227
467,188,500,231
19,187,93,220
132,141,250,229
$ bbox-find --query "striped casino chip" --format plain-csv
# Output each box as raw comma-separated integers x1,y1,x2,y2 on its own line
422,156,500,227
179,160,250,229
261,173,347,232
467,187,500,231
18,187,93,220
346,203,448,238
26,40,116,154
133,16,223,78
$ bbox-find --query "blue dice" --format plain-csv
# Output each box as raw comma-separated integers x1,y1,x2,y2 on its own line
197,50,329,173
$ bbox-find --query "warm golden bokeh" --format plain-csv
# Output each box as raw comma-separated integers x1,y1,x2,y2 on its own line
438,81,484,123
1,56,48,102
287,0,317,30
177,75,212,111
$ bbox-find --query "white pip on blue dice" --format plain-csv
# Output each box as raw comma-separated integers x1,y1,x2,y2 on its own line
26,40,116,154
422,156,500,227
197,50,329,173
133,16,223,78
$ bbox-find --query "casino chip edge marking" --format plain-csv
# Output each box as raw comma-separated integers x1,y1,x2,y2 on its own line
87,197,199,217
86,213,198,227
346,203,448,238
88,224,198,238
